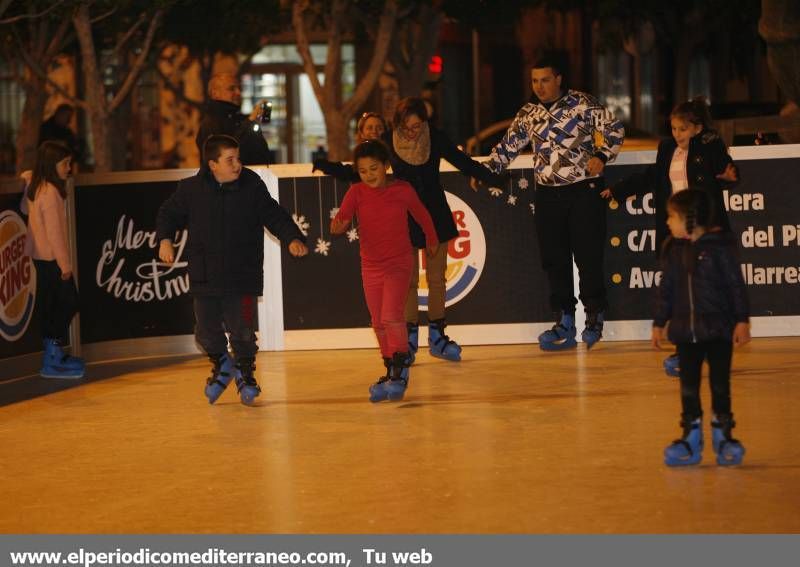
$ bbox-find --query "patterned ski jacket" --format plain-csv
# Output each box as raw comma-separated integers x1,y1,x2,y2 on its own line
484,90,625,186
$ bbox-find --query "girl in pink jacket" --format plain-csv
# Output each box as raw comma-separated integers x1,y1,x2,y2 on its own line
25,141,84,379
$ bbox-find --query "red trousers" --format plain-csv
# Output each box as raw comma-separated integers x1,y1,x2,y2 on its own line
362,256,414,358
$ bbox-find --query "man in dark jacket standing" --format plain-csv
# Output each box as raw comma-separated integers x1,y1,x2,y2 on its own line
157,135,307,405
196,73,272,165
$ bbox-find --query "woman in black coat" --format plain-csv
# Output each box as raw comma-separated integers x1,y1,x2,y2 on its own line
384,97,503,363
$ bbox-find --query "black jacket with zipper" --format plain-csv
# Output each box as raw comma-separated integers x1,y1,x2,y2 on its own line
196,99,271,166
382,127,505,248
156,167,304,296
654,232,749,344
611,129,738,253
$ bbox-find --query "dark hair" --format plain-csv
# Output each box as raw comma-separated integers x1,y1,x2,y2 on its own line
392,97,429,129
203,134,239,164
27,141,72,201
671,96,713,130
667,188,714,273
352,140,390,167
531,54,564,77
356,112,387,143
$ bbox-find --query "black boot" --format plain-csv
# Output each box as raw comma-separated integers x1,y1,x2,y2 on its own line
234,357,261,406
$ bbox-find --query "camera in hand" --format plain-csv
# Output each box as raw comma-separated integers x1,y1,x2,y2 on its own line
260,101,272,124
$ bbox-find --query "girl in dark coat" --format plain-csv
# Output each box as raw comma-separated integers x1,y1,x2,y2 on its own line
653,189,750,467
603,97,739,376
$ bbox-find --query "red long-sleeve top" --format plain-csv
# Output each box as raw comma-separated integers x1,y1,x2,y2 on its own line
334,180,438,263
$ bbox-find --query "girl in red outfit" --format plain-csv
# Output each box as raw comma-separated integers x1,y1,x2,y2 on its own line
331,140,438,403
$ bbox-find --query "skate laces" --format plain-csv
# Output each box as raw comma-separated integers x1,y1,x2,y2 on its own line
235,370,260,392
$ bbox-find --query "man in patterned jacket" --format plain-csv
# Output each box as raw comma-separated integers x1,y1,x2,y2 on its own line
481,56,625,351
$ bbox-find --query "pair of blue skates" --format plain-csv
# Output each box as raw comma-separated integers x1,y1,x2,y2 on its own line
537,311,604,351
664,416,746,466
204,353,261,406
39,339,85,379
369,320,462,403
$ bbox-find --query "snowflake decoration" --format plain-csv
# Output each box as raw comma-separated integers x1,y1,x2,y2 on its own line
488,187,504,198
292,213,310,236
507,195,518,206
529,203,536,215
314,237,331,256
329,207,340,219
346,227,359,242
517,178,529,190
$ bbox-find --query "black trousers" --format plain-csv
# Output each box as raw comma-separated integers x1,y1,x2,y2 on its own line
193,295,259,360
676,339,733,422
534,178,608,314
34,259,79,343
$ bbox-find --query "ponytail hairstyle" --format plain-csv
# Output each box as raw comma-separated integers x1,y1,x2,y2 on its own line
670,96,713,131
667,188,714,273
27,141,72,201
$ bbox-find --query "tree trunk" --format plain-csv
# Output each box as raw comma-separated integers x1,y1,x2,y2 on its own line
390,3,443,98
293,0,397,162
325,111,350,161
73,4,112,172
15,76,48,172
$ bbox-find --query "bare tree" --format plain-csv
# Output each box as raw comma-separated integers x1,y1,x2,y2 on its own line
388,1,444,99
68,1,163,172
291,0,398,160
1,1,73,172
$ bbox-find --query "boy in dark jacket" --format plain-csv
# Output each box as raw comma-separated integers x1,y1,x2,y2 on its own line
652,189,750,467
157,135,308,405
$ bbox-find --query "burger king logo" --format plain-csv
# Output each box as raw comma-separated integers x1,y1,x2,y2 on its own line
418,192,485,310
0,210,36,341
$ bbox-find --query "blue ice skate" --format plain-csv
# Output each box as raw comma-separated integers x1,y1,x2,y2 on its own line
538,312,577,351
40,339,84,379
406,323,419,365
663,353,680,377
369,378,391,403
428,319,462,361
204,353,236,404
712,416,746,466
664,418,704,466
41,338,85,375
369,358,392,403
385,352,411,401
234,359,261,406
581,311,604,349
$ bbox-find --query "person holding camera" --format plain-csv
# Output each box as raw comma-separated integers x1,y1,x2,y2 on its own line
196,73,272,165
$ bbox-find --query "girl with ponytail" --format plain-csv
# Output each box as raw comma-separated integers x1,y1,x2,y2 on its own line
652,189,750,467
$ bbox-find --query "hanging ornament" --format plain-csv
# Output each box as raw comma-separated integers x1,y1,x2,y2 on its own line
505,171,516,206
314,177,331,256
291,178,310,236
329,177,340,219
